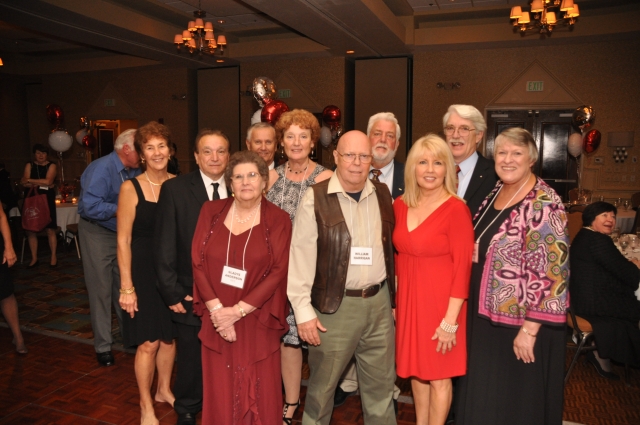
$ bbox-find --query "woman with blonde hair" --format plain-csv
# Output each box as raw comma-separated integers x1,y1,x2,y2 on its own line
394,134,474,425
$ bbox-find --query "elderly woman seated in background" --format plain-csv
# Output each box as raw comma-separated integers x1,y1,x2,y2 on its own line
570,201,640,379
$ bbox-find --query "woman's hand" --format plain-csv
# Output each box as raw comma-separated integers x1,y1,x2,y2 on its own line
513,322,541,363
3,247,17,267
210,306,241,330
432,326,457,355
217,324,237,342
119,292,138,318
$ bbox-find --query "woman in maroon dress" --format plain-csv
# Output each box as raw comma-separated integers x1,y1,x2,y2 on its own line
393,134,474,425
192,151,292,425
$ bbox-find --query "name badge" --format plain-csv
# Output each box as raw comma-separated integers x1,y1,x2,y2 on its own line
350,247,373,266
221,266,246,289
39,186,49,191
472,242,479,264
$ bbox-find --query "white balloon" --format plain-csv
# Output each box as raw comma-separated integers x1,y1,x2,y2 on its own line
567,133,583,158
75,128,88,144
49,130,73,153
251,108,263,125
320,126,332,148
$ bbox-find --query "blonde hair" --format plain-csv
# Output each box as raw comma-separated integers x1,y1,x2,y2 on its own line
403,133,461,208
494,127,539,163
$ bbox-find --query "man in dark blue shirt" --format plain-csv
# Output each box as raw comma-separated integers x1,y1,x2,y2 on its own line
78,129,140,367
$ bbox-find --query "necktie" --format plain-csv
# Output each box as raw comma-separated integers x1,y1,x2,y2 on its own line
371,169,382,182
211,183,220,200
455,165,461,191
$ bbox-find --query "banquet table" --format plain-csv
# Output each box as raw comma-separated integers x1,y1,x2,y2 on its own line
616,237,640,300
617,209,637,234
56,203,79,233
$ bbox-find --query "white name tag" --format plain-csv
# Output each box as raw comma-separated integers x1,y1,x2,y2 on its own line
350,247,373,266
221,265,246,289
472,242,479,264
39,186,49,191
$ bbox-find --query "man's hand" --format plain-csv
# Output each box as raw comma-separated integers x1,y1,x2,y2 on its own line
168,295,193,313
297,318,327,346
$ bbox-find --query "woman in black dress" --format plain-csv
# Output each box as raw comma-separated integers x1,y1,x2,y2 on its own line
21,144,58,267
570,201,640,378
117,122,176,425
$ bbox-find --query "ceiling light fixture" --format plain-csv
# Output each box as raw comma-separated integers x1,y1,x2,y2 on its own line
346,50,355,54
174,1,227,57
510,0,580,35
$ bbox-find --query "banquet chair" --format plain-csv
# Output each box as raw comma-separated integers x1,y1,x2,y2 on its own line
20,226,62,264
566,211,583,244
631,192,640,211
565,307,597,384
65,223,81,259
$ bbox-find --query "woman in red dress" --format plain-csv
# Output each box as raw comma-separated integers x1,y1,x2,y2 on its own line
393,134,474,425
192,151,291,425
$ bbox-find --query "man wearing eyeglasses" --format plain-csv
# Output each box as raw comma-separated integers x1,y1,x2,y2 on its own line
288,130,397,425
443,104,497,217
155,129,230,425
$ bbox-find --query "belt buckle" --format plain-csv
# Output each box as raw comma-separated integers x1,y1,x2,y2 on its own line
363,283,379,298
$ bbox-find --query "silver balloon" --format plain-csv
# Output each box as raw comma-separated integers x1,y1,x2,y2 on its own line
250,108,263,125
49,130,73,153
572,105,595,130
252,76,277,107
320,126,332,148
567,133,583,158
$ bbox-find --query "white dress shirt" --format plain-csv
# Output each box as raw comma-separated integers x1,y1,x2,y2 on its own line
457,151,478,198
200,170,228,200
369,160,394,195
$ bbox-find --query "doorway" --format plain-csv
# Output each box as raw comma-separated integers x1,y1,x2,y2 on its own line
485,109,577,201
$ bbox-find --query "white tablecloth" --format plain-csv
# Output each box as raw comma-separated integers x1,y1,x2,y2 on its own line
617,209,637,234
56,203,79,233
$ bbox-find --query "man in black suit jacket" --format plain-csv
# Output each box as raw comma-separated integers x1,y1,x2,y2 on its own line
443,104,498,218
155,129,230,425
367,112,405,200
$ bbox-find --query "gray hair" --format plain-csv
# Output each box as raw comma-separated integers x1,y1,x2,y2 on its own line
443,105,486,133
246,122,275,141
114,129,136,151
494,127,539,163
366,112,401,142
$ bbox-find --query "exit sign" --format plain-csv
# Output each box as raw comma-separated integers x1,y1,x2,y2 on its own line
526,81,544,92
104,98,116,106
278,89,291,98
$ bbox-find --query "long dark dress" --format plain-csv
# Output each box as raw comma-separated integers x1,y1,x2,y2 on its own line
570,228,640,367
0,223,13,301
454,204,566,425
121,179,175,348
192,198,291,425
25,162,56,230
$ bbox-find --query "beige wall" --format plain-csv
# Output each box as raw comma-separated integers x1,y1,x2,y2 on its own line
413,38,640,199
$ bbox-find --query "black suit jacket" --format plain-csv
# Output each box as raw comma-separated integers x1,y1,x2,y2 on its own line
462,153,497,218
391,160,405,200
155,170,209,326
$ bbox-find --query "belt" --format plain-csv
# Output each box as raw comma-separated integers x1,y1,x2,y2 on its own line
81,217,115,232
345,280,386,298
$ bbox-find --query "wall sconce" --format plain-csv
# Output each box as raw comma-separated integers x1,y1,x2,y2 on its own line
608,131,634,163
436,82,461,90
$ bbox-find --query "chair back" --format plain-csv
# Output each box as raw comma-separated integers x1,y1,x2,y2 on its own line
567,306,593,333
567,211,583,244
631,192,640,211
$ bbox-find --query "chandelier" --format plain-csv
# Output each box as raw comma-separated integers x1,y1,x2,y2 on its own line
510,0,580,34
173,7,227,56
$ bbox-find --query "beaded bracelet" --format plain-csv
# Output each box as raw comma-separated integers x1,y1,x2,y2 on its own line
439,318,458,333
208,303,223,313
119,287,135,295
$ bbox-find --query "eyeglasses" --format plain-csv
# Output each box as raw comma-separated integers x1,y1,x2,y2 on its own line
231,172,260,183
336,152,373,164
443,126,476,137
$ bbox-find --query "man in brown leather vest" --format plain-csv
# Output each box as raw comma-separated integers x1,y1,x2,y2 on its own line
288,130,397,425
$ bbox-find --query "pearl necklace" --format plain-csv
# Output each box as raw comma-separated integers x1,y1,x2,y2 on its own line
287,159,309,175
145,171,167,186
234,201,261,224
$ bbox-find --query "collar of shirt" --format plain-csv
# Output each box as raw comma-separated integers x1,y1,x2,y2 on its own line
457,151,479,197
327,172,376,201
268,161,275,170
370,160,394,194
200,170,228,199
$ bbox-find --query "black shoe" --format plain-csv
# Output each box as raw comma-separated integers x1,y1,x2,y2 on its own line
586,351,620,380
394,398,398,416
96,351,115,367
176,412,196,425
333,387,356,407
27,260,39,269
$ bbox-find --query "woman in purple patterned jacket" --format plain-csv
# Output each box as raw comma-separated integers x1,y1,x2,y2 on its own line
455,127,569,425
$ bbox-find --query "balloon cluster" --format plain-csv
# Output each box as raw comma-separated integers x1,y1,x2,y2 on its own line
250,76,290,126
46,104,73,153
319,105,343,148
567,105,601,158
75,117,96,150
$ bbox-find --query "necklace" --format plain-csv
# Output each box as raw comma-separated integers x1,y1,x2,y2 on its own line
234,201,261,224
287,159,309,175
144,172,167,202
145,171,167,186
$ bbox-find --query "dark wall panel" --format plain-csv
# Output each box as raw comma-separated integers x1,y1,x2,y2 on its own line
197,67,241,152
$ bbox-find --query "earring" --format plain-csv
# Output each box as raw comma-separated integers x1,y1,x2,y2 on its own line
141,158,145,163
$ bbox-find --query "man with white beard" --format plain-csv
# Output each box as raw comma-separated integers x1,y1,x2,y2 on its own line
443,104,497,217
333,112,403,412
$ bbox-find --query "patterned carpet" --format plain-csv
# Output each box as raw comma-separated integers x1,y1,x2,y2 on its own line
2,246,640,424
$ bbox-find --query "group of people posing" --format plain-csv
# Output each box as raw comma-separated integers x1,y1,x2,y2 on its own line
75,103,639,425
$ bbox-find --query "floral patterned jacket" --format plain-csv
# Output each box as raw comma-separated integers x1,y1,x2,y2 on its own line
475,178,570,327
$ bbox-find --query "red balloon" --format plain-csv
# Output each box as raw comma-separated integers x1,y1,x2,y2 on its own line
82,134,97,150
583,129,601,154
322,105,341,125
261,100,289,125
46,104,65,129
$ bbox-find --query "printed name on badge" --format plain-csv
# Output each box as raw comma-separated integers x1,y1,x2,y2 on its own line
221,265,246,289
350,247,373,266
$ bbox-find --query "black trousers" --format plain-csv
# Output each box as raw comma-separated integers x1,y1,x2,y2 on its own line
173,322,203,415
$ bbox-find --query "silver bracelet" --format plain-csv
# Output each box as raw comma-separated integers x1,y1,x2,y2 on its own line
440,318,458,333
208,303,223,313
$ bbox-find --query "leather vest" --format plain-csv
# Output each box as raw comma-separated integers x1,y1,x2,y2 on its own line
310,179,395,314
